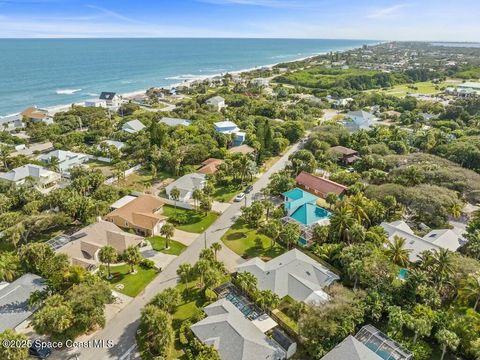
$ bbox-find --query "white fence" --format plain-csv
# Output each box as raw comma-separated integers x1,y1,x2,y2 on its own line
160,197,194,210
104,164,142,185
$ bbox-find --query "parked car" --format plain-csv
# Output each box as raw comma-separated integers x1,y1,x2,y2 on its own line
234,193,246,202
245,185,253,194
29,343,52,359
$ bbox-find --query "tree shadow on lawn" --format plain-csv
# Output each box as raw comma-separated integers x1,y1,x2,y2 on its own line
225,231,247,241
243,236,285,260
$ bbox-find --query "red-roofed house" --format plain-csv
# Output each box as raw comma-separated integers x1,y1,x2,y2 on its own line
295,171,347,199
197,158,224,175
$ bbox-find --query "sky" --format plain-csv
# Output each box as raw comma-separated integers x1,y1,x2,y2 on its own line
0,0,478,41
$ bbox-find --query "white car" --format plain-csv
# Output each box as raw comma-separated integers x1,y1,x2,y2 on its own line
234,193,246,202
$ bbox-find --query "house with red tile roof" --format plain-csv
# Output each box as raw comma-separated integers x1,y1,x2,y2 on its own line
295,171,347,199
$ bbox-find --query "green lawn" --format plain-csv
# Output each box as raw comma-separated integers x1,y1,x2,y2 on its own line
162,205,219,233
212,181,247,202
147,236,186,256
221,221,285,260
368,80,461,97
107,264,158,297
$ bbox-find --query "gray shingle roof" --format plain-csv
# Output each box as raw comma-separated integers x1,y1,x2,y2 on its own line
0,274,46,332
0,164,56,182
321,336,383,360
191,299,286,360
236,249,339,304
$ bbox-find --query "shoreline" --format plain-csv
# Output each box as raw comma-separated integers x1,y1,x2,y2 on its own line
1,42,377,118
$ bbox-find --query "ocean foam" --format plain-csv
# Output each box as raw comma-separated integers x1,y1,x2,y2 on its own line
56,89,82,95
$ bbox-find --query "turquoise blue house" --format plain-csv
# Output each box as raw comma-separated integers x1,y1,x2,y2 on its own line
282,188,331,247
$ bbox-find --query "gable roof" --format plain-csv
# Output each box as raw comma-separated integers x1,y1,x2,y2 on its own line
206,96,225,105
329,146,358,156
0,273,46,332
198,158,224,174
214,121,239,131
295,171,347,196
166,173,206,192
105,195,166,231
99,92,117,100
191,299,286,360
0,164,58,182
381,221,461,261
159,117,192,127
122,119,145,133
228,144,255,155
236,249,339,304
39,149,89,162
321,336,383,360
20,107,48,120
347,110,377,122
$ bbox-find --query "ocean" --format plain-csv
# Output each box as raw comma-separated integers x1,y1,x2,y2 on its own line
0,38,374,116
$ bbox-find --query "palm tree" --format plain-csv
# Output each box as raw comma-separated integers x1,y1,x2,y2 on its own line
160,222,175,250
192,188,203,211
263,220,281,248
0,145,11,171
211,242,222,261
329,207,355,243
124,246,141,273
450,203,462,219
194,259,210,287
98,245,118,279
262,200,275,221
436,329,459,360
458,273,480,311
49,156,60,173
431,249,455,290
170,187,180,212
0,253,20,282
386,236,411,267
177,263,193,293
236,271,257,296
346,193,370,226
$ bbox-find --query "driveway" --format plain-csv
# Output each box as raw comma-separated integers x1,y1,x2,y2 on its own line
172,229,198,246
70,140,303,360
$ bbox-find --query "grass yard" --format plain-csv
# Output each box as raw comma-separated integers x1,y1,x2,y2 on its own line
147,236,186,256
107,264,158,297
221,221,285,260
87,160,114,177
162,205,219,233
272,308,299,333
368,79,461,97
117,170,153,191
212,179,251,202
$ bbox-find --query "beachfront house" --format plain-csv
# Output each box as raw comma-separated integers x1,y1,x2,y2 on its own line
53,220,144,270
343,110,379,132
38,149,90,173
295,171,347,199
236,249,339,304
159,117,192,127
380,220,462,262
85,99,107,108
328,146,361,165
99,92,120,107
321,325,412,360
0,164,61,193
282,188,331,246
214,120,246,146
104,194,166,236
20,106,53,125
0,274,47,333
165,173,207,203
206,95,226,111
191,299,287,360
0,114,24,132
122,119,146,134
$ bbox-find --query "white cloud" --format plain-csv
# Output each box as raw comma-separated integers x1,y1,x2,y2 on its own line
86,4,140,24
196,0,305,8
367,4,409,19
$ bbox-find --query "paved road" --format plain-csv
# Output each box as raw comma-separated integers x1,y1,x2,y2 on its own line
68,141,302,360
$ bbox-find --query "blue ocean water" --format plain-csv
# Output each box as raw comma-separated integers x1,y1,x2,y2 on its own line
0,38,374,116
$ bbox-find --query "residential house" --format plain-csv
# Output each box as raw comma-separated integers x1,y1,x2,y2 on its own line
0,273,46,332
191,299,287,360
236,249,339,304
197,158,224,175
38,149,90,172
295,171,347,199
228,144,256,156
159,117,192,127
84,99,107,108
11,141,54,157
282,188,331,246
343,110,379,131
251,78,270,87
206,96,226,111
0,164,60,193
0,114,24,132
101,139,125,151
99,92,120,107
321,325,412,360
54,220,144,269
110,195,138,210
104,194,166,236
20,106,53,125
122,119,146,134
329,146,361,164
381,220,462,261
165,173,207,203
214,121,246,146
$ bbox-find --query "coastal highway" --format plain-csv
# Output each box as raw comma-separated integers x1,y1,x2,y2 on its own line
67,140,303,360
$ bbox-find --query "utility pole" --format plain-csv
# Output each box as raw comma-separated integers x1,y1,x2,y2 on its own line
204,231,207,249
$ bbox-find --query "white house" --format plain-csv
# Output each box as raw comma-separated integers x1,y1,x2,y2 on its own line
122,119,146,134
165,173,206,203
251,78,270,87
0,114,24,132
0,164,61,193
159,117,192,127
38,149,90,172
214,120,246,146
99,92,120,107
206,96,226,111
100,140,125,151
236,249,339,304
381,221,462,262
85,99,107,108
20,107,53,125
343,110,379,132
